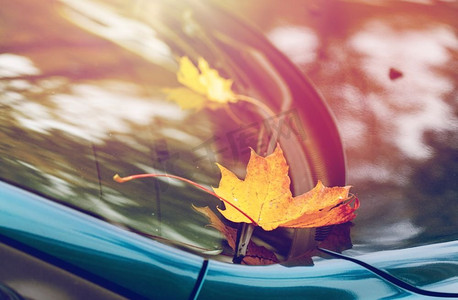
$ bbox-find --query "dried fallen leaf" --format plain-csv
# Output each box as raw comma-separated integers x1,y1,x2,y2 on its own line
389,67,403,80
316,223,353,254
164,56,236,110
213,145,359,231
193,205,279,265
161,87,206,110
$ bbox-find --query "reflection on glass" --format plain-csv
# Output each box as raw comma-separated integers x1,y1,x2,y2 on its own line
233,0,458,251
3,0,348,264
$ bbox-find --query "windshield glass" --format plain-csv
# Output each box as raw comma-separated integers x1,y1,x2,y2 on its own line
2,0,345,263
1,0,457,264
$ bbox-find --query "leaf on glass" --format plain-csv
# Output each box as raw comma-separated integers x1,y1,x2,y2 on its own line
164,56,236,110
213,144,359,231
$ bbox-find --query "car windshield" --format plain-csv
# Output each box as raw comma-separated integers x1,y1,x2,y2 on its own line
1,0,457,264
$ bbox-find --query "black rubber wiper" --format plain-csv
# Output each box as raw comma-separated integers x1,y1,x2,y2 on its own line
317,247,458,298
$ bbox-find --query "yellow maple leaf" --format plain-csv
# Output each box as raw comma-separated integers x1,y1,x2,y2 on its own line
162,87,206,110
176,56,207,95
164,56,236,109
213,145,359,231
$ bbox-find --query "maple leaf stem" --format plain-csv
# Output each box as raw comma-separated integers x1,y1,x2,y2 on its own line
235,94,276,118
224,105,245,126
236,94,281,154
113,173,258,226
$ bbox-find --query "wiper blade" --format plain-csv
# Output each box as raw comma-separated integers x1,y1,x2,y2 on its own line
317,247,458,298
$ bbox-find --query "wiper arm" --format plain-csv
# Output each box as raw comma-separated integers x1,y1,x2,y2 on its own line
317,247,458,298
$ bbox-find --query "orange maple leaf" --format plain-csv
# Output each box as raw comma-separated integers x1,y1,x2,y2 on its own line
213,145,359,231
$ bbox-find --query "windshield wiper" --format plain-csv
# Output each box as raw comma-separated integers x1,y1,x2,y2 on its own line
317,247,458,298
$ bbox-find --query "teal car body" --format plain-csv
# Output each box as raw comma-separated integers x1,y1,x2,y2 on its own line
1,181,458,299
